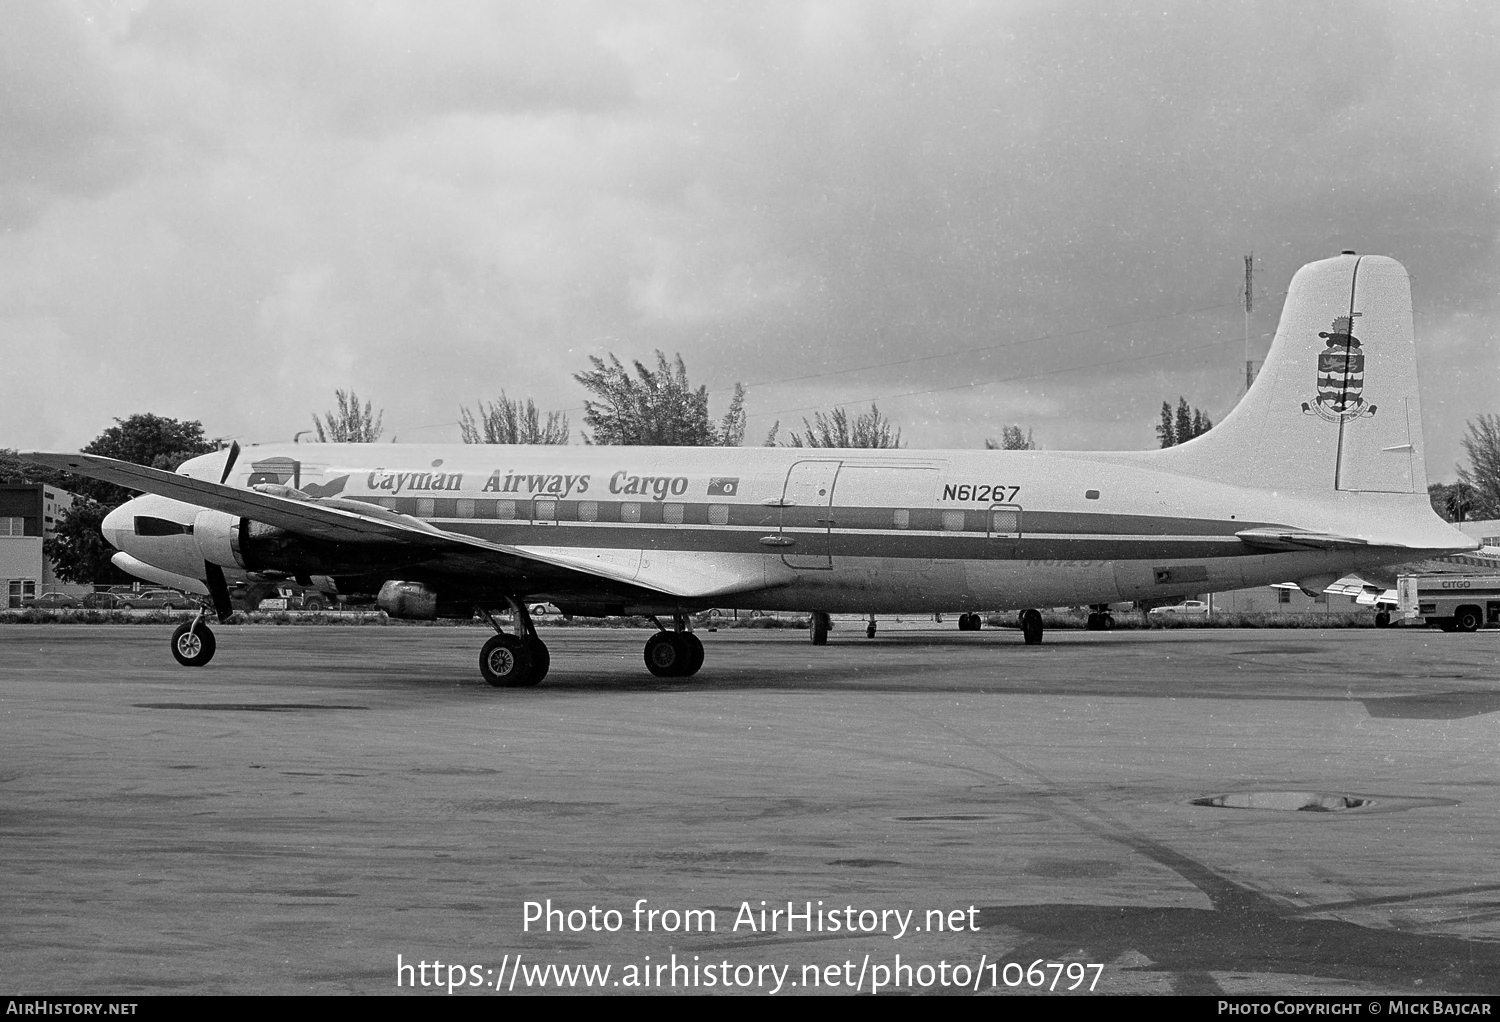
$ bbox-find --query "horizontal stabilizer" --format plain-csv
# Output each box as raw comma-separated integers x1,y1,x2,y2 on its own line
1236,528,1370,551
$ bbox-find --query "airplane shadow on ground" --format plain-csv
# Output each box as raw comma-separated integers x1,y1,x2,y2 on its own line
980,833,1500,995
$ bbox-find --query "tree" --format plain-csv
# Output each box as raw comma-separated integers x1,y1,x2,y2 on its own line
985,426,1037,451
1158,397,1213,448
574,351,745,446
1429,481,1474,523
5,414,217,583
1456,413,1500,520
459,393,570,444
75,413,219,503
313,389,383,443
768,404,903,449
1156,402,1176,448
43,499,130,584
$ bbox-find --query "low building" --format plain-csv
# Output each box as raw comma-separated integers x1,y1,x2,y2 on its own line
1205,585,1362,615
0,483,88,607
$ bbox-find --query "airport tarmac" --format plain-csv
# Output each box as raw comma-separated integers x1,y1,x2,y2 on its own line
2,623,1498,996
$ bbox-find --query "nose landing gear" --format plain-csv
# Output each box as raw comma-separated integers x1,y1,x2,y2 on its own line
169,614,217,667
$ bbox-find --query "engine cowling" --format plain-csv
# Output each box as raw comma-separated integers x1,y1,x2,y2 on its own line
193,510,244,569
378,581,437,620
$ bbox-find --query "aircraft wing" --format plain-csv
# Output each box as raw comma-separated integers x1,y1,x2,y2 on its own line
20,452,774,601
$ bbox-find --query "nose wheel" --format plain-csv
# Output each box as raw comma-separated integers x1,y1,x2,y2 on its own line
170,618,217,667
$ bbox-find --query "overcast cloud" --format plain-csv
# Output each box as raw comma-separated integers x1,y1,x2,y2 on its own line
2,0,1496,477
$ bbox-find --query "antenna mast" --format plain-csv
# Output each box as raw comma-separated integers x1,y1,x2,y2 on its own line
1243,253,1255,393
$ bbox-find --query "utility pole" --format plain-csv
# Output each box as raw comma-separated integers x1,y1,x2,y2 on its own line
1244,254,1255,393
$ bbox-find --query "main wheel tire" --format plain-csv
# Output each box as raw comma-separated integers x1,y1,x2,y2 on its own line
1455,607,1483,633
811,613,829,645
1085,612,1101,631
1375,611,1391,628
682,633,704,677
527,637,550,682
866,621,877,638
1102,614,1114,630
170,621,216,667
1021,609,1044,646
481,634,534,687
645,632,688,677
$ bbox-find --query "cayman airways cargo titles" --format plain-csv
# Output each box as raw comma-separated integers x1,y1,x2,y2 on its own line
23,254,1476,686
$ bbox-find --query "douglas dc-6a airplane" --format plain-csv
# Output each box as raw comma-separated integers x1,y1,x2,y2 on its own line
23,253,1477,686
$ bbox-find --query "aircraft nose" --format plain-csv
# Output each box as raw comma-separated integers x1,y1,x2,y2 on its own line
101,502,135,551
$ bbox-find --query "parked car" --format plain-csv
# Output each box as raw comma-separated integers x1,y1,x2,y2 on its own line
34,593,81,609
1149,600,1210,616
116,589,191,611
82,592,124,609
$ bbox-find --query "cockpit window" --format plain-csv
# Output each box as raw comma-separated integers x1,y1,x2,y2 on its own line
134,516,193,536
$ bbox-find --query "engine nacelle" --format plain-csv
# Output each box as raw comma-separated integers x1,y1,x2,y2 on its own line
378,580,437,620
193,510,244,569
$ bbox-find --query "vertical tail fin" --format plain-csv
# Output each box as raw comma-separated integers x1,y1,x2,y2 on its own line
1163,253,1426,496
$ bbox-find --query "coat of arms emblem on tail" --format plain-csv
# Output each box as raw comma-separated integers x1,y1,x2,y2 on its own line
1302,315,1377,422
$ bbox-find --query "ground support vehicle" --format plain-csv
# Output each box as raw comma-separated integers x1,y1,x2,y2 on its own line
1398,574,1500,632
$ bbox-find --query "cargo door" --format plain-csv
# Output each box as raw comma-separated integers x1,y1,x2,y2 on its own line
779,460,840,569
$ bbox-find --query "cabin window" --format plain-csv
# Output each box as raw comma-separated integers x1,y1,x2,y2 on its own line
377,497,398,509
892,509,910,529
535,499,557,521
416,498,435,518
1085,489,1100,500
663,503,684,525
578,501,598,522
991,509,1019,534
708,504,728,526
621,502,641,523
456,498,475,518
942,510,965,532
496,500,516,520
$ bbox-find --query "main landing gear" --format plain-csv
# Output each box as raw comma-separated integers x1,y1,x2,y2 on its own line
479,600,549,688
1020,608,1044,645
170,611,217,667
957,612,983,631
644,615,704,678
1085,605,1115,631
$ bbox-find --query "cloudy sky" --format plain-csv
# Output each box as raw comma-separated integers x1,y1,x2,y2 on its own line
3,0,1496,479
